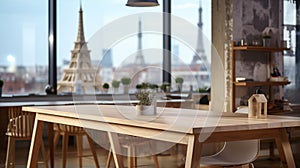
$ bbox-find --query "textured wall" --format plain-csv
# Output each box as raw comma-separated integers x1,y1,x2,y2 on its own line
232,0,283,107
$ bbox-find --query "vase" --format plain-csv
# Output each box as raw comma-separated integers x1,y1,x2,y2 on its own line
177,83,183,92
136,105,156,115
113,88,119,93
262,38,271,47
123,85,129,94
103,88,109,93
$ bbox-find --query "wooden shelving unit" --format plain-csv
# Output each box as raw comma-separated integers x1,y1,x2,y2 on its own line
231,42,291,112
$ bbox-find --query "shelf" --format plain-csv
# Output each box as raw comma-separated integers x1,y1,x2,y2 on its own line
231,41,291,113
234,81,291,86
232,45,290,52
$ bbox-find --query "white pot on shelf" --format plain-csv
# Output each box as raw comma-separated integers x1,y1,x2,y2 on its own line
136,105,156,116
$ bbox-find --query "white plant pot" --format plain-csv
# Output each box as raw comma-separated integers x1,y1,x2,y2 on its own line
136,105,156,116
123,85,129,94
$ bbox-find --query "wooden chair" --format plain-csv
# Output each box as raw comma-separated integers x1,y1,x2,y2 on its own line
106,135,159,168
5,106,48,168
53,124,100,168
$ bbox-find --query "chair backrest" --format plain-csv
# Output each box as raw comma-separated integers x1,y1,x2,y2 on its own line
54,124,85,134
213,140,260,164
7,106,35,138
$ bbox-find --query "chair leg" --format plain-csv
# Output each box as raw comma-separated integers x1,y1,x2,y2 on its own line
40,139,49,168
152,155,159,168
106,148,113,168
87,135,100,168
53,131,60,152
62,133,69,168
149,141,159,168
5,137,15,168
76,135,83,168
128,145,137,168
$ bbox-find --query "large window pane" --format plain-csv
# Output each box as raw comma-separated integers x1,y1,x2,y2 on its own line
0,0,48,96
57,1,162,94
283,1,299,103
172,0,211,92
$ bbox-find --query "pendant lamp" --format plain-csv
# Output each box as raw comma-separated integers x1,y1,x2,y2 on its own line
126,0,159,7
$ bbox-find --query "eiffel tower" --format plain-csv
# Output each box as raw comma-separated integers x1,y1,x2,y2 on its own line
135,19,145,66
191,0,207,65
57,4,101,93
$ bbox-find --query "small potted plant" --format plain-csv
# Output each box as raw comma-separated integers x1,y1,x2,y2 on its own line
121,77,131,94
135,89,156,115
112,80,120,93
0,80,4,97
175,77,184,92
102,82,110,93
149,83,159,92
160,82,170,93
136,82,149,93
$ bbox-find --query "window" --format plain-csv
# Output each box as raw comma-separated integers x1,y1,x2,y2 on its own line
171,0,211,92
57,0,162,94
0,0,48,96
283,1,299,103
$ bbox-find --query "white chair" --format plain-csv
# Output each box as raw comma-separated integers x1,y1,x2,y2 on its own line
200,140,260,168
106,135,159,168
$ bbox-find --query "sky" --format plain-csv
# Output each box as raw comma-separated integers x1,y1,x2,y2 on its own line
0,0,212,67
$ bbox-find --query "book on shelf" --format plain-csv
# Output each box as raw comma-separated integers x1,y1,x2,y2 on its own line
236,77,254,82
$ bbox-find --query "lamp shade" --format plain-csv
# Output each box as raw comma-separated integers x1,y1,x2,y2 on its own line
126,0,159,7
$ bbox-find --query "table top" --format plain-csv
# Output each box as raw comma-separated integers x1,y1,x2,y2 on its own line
22,105,300,135
0,99,192,107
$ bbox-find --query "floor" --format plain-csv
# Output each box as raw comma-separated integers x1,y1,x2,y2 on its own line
1,140,299,168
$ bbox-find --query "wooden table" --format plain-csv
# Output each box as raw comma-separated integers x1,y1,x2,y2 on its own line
23,105,300,168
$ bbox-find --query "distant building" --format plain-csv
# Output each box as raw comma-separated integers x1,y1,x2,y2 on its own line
172,44,181,66
101,49,113,68
99,49,114,83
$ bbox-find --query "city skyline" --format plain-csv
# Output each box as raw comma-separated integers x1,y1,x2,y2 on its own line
0,0,212,67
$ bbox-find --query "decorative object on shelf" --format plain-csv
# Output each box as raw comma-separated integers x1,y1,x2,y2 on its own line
240,39,248,46
231,41,290,112
135,89,156,115
262,35,271,47
253,62,268,82
252,39,261,46
102,83,110,93
255,87,264,94
121,77,131,94
271,64,281,77
262,27,280,47
175,77,184,92
126,0,159,7
112,80,120,93
248,94,268,119
0,79,3,97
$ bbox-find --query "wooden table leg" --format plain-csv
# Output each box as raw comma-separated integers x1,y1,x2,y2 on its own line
27,116,44,168
185,134,202,168
275,128,296,168
48,123,54,168
107,132,124,168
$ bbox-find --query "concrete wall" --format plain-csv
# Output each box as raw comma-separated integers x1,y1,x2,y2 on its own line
212,0,284,111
